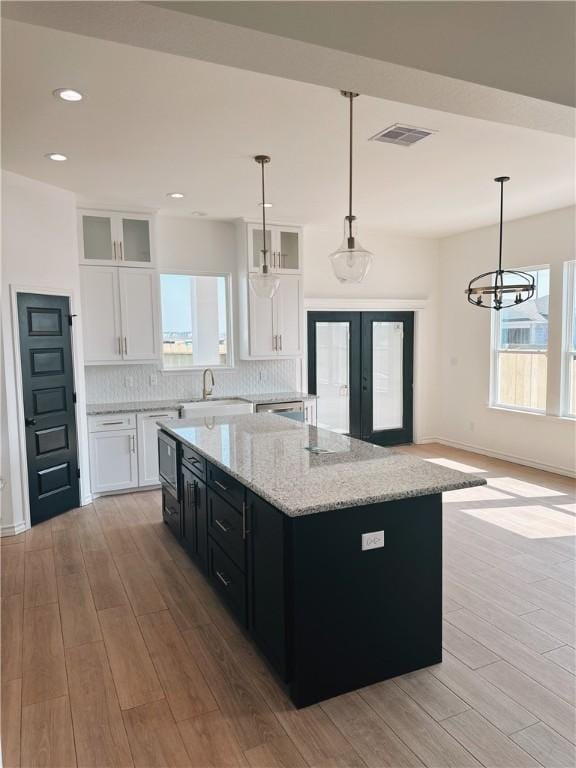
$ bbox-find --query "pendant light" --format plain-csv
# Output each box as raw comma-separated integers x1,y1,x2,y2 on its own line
250,155,280,299
329,91,374,284
465,177,535,310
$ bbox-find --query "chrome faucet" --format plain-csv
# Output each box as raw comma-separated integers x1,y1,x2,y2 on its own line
202,368,215,400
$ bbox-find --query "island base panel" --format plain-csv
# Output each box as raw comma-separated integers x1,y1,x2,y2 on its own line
289,494,442,708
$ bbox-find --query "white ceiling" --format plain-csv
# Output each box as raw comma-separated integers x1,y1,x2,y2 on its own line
2,19,575,237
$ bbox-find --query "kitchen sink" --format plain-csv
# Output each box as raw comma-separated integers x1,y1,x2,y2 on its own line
180,399,253,418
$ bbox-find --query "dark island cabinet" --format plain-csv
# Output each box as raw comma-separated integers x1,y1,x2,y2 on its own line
181,449,208,573
246,491,289,680
160,430,443,708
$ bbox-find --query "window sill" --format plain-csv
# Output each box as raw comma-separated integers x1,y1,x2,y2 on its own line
487,405,575,423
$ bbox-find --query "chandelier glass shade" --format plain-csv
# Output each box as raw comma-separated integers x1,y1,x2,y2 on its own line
465,177,535,310
329,91,374,284
250,155,280,299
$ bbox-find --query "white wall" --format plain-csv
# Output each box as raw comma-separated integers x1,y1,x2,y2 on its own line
302,226,441,441
1,172,90,534
438,206,575,475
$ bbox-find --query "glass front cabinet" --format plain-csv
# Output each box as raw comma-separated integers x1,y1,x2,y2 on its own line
247,222,302,274
79,210,154,266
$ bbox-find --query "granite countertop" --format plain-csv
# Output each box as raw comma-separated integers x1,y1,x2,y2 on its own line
86,392,316,416
158,413,486,517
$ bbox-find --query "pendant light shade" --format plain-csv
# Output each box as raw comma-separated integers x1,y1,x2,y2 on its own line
465,177,535,310
329,91,374,284
329,215,373,284
250,155,280,299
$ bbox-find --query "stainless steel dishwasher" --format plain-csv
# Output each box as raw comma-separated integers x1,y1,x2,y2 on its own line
255,401,304,420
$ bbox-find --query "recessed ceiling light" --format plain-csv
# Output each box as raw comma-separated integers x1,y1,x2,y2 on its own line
258,202,273,208
167,192,185,199
190,211,206,217
45,152,68,162
53,88,83,102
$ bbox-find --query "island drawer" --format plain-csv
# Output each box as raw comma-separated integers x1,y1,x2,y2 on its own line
207,489,245,571
207,463,245,512
182,445,206,480
208,539,246,626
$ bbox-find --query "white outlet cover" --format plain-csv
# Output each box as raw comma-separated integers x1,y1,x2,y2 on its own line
361,530,385,551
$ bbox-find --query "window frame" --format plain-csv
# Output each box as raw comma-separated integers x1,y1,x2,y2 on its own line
158,269,234,372
561,260,576,418
489,264,550,414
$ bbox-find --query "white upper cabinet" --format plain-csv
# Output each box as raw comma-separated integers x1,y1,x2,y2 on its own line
245,275,303,358
118,269,160,360
80,267,123,363
238,221,304,359
246,222,302,274
80,265,160,364
274,275,302,356
79,210,154,267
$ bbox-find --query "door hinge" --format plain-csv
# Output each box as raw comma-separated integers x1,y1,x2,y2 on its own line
68,314,77,326
72,392,77,404
76,468,81,479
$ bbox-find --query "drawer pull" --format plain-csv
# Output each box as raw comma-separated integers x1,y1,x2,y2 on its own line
214,519,231,533
101,420,124,426
214,479,228,492
215,570,231,588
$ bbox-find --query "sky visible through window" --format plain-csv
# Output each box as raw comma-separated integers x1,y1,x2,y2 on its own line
161,274,227,338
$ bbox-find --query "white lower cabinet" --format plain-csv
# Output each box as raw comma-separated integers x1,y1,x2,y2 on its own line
89,429,138,494
136,411,178,487
88,410,179,495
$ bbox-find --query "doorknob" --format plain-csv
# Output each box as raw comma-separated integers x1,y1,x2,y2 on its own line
25,417,36,427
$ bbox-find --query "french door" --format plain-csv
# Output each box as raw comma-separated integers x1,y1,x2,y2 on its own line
307,311,414,445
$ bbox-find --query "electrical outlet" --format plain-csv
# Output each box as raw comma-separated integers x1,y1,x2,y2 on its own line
124,375,134,388
361,530,384,551
150,374,158,386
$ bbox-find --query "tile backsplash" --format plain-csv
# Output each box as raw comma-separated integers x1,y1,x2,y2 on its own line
85,360,301,404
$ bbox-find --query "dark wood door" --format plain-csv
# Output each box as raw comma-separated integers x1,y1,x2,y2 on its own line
17,293,80,524
307,311,414,445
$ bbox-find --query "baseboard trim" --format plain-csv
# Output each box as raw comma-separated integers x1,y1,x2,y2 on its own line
1,521,28,538
416,436,575,478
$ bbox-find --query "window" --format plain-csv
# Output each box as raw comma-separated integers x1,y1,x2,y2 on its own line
562,261,576,417
160,273,231,369
492,267,550,412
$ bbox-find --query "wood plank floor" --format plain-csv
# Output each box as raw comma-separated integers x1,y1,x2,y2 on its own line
1,443,574,767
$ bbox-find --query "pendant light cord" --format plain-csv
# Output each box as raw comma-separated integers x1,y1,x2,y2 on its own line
498,178,504,274
261,160,268,269
348,91,353,239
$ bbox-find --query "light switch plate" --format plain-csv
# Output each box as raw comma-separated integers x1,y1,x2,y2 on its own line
362,530,384,551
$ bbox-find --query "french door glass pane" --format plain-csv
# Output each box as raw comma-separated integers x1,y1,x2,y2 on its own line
372,322,403,431
82,215,113,261
316,322,349,433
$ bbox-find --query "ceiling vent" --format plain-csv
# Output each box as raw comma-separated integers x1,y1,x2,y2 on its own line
370,123,435,147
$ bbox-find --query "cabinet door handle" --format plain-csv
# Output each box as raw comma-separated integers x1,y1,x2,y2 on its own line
123,336,128,355
214,479,228,492
113,241,117,260
273,334,277,351
215,570,231,588
119,241,124,261
117,337,122,355
279,334,283,351
130,435,136,453
214,519,231,533
242,500,250,539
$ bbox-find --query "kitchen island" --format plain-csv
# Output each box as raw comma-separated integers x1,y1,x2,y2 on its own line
158,413,485,707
